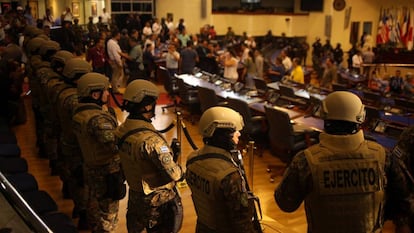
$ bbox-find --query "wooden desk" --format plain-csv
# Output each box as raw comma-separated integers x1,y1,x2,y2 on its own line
177,74,263,104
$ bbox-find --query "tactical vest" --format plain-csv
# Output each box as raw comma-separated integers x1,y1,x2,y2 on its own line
116,120,176,194
46,77,63,104
28,55,45,105
37,67,54,108
304,138,386,233
56,86,78,145
72,103,118,166
186,151,240,232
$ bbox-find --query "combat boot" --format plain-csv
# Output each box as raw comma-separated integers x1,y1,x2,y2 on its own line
62,182,71,199
77,210,89,230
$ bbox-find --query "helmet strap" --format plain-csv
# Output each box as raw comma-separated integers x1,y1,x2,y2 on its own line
324,120,360,135
126,101,156,122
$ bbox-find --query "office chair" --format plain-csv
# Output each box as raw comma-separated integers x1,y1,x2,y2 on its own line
364,105,382,131
177,78,200,123
197,86,227,113
264,105,319,181
331,82,348,91
226,97,267,155
159,66,180,112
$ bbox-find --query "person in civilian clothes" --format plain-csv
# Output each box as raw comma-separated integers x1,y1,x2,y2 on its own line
86,37,108,75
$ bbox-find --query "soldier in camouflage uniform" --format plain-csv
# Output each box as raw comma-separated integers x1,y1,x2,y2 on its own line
25,35,49,157
36,40,61,174
55,57,91,230
275,91,410,233
186,106,258,233
72,72,123,233
389,126,414,232
115,80,183,233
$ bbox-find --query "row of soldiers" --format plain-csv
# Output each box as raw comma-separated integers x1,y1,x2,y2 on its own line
25,18,263,233
24,22,185,233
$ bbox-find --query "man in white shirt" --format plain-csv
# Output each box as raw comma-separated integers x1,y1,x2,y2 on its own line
142,21,153,39
352,50,363,74
152,18,161,36
107,29,124,93
100,8,111,26
281,50,292,74
62,7,73,23
166,17,174,32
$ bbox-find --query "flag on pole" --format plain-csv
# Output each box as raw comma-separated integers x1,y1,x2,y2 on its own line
377,8,390,44
407,8,413,50
401,8,409,45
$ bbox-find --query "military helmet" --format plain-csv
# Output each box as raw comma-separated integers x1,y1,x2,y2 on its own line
320,91,365,124
26,36,47,55
23,25,44,38
39,40,60,57
51,50,74,68
62,58,92,80
77,72,109,97
199,106,244,138
123,79,159,103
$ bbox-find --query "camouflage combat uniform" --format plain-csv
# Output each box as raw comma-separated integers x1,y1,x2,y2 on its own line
390,126,414,230
186,145,256,233
55,83,87,210
72,102,121,233
37,66,60,169
28,55,48,156
275,131,410,232
115,118,183,233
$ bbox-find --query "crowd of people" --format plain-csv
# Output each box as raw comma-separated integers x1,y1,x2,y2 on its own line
1,4,414,233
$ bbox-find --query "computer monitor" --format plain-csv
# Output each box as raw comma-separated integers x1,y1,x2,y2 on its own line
278,84,296,98
394,98,414,112
253,78,268,95
233,82,244,93
266,90,280,105
363,90,382,106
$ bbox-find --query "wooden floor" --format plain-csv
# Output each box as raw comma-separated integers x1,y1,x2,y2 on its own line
12,86,396,233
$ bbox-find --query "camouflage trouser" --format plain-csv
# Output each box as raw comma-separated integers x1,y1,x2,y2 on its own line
126,188,178,233
84,159,121,233
42,105,59,161
60,141,87,212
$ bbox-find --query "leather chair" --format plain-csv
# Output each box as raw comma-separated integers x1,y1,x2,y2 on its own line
159,66,180,112
197,86,227,113
332,82,347,91
0,157,28,174
225,97,267,153
177,78,200,123
264,105,319,181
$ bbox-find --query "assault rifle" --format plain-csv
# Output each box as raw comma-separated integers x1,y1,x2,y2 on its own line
231,141,263,233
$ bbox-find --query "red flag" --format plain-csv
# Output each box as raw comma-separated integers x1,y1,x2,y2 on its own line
401,8,409,45
407,9,413,50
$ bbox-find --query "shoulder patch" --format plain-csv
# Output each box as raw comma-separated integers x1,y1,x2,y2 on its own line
160,145,170,153
161,154,172,165
100,123,114,130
